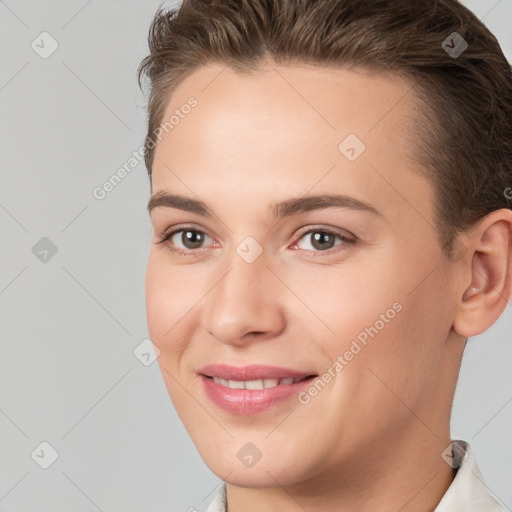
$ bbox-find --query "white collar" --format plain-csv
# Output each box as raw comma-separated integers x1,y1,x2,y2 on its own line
207,482,227,512
207,440,503,512
434,440,503,511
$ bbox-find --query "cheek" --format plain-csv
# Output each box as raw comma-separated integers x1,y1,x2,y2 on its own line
346,269,454,414
145,251,195,327
285,261,402,356
145,256,168,339
291,254,447,399
145,258,196,411
145,253,194,360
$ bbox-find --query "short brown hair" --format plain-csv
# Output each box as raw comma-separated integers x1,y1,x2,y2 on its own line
137,0,512,256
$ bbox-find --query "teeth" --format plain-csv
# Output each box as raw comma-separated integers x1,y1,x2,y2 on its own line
228,379,245,389
263,378,279,388
212,376,307,389
245,379,265,390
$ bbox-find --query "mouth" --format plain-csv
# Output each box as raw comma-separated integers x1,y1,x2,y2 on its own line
197,364,319,414
198,363,318,383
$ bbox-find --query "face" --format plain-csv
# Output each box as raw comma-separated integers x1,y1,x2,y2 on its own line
145,62,463,488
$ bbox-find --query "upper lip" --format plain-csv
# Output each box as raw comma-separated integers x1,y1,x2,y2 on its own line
199,364,317,381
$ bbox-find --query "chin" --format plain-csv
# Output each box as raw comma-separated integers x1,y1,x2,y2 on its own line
218,466,300,488
199,444,310,488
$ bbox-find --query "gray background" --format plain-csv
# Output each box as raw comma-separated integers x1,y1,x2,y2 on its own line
0,0,510,510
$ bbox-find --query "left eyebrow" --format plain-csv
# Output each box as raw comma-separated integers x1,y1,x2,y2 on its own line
270,193,381,218
147,191,382,218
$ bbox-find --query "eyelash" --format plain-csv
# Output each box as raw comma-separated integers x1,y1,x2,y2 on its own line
156,224,356,258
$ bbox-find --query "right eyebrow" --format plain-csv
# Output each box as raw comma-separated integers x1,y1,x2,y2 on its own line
147,191,214,217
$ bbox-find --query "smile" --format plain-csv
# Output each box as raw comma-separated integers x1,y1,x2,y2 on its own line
209,375,310,389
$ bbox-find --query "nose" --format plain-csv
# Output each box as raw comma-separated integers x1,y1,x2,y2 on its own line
201,249,286,346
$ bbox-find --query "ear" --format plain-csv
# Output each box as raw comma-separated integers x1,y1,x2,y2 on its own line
452,208,512,338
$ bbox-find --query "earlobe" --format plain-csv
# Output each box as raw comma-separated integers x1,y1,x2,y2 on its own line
452,210,512,338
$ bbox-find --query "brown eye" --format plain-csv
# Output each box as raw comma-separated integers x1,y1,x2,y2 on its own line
179,229,206,249
157,227,214,253
310,231,337,250
294,228,354,253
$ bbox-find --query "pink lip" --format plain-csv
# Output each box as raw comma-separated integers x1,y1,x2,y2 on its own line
198,364,315,381
198,364,318,415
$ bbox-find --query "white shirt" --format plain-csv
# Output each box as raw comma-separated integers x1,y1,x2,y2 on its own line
207,440,503,511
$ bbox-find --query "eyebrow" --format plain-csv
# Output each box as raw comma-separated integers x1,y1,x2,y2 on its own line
147,191,381,218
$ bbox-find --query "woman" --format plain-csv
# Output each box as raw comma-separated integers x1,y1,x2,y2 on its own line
138,0,512,510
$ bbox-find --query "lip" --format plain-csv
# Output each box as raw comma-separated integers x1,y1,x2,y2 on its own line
198,364,318,415
199,364,315,381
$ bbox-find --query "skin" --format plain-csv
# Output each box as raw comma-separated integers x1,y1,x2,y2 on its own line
145,61,512,512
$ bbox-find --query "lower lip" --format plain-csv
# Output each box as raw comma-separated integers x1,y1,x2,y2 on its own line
199,374,318,414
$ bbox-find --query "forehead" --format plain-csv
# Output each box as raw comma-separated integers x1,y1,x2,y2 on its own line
155,62,417,154
151,62,434,227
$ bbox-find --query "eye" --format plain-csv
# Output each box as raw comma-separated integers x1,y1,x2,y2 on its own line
156,225,355,257
291,227,355,253
156,226,215,254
